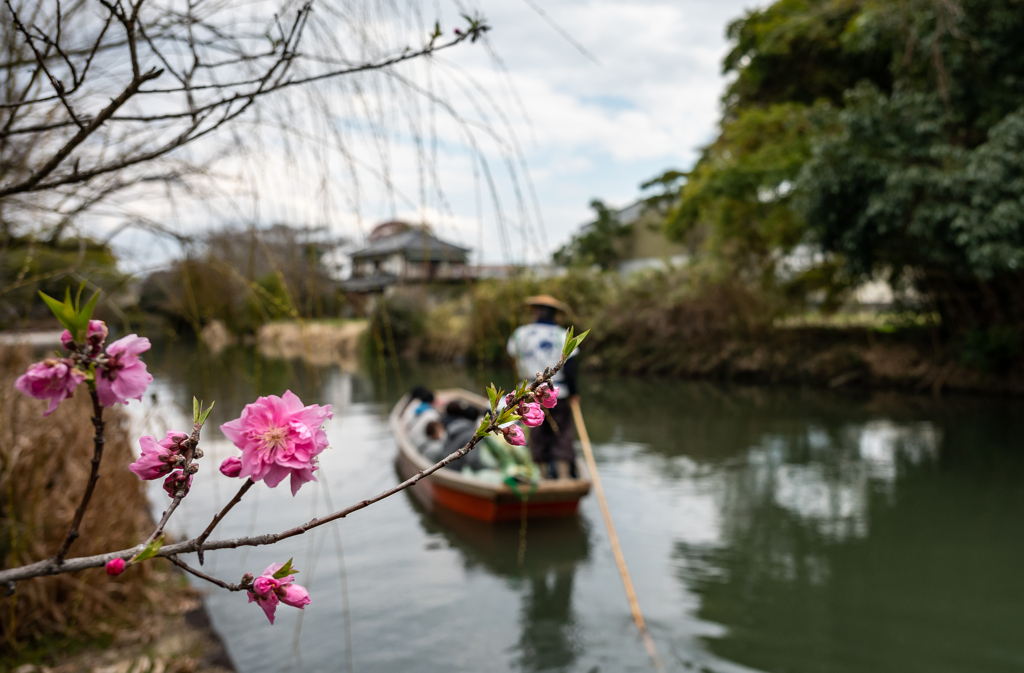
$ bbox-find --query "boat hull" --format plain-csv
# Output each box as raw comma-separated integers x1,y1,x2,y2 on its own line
395,449,582,522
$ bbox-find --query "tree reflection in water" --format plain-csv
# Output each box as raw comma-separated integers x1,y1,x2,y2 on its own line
582,377,1024,673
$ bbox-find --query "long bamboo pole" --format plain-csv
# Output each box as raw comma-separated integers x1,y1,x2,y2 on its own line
570,398,664,672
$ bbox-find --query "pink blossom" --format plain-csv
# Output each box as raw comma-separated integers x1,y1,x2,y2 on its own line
219,456,243,478
536,385,560,409
96,335,153,407
106,558,126,576
162,470,192,498
129,431,187,481
248,562,311,624
502,424,526,446
220,391,332,496
61,320,108,354
14,358,85,416
519,402,545,428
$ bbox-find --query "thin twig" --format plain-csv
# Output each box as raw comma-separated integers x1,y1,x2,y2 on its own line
53,388,105,563
196,478,254,565
167,555,250,592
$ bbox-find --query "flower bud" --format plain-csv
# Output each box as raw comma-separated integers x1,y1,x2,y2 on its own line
163,470,193,498
219,456,243,478
502,425,526,447
106,558,126,576
187,463,199,474
536,384,559,409
519,402,545,428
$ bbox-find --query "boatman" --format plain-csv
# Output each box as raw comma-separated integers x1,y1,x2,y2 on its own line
507,295,579,480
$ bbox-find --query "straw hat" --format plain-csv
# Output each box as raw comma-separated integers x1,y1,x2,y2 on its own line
525,295,571,313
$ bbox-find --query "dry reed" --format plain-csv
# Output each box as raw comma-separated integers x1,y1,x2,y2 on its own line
0,346,154,645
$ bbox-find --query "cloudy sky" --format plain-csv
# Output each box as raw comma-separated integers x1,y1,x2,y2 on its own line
107,0,761,270
453,0,759,263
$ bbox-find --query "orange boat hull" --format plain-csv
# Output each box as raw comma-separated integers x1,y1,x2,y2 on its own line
396,446,584,523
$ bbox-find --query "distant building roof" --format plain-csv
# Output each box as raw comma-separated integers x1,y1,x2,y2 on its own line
350,228,469,263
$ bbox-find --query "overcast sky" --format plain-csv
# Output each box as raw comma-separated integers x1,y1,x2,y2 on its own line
109,0,761,270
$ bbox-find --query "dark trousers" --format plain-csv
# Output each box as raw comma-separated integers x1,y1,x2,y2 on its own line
529,402,576,467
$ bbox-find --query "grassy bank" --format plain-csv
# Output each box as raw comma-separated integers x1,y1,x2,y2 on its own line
0,346,233,671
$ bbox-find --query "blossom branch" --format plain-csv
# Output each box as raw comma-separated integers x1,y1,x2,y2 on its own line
53,387,105,563
0,352,573,587
139,417,210,552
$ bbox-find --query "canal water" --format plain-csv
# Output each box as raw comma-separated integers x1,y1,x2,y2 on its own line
130,341,1024,673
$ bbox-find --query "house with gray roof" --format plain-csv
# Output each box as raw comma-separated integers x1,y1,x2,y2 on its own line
342,221,471,293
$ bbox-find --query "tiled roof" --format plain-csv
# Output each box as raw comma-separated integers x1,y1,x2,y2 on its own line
350,229,469,262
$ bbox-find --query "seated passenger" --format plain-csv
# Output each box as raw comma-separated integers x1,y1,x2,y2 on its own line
428,411,483,469
402,385,436,430
440,400,485,429
408,405,443,448
418,420,447,459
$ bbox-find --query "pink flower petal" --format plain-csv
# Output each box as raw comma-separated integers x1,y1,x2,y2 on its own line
279,584,311,609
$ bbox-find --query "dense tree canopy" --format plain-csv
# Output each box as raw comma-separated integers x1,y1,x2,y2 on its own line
658,0,1024,331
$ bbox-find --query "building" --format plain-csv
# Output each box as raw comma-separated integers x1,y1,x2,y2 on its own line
342,221,471,293
610,200,690,273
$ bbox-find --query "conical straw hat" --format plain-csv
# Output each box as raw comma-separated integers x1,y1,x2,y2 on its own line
525,295,571,313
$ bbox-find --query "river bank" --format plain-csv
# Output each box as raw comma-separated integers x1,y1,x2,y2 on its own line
7,583,235,673
583,326,1024,396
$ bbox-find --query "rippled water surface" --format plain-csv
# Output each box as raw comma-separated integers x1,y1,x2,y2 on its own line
132,342,1024,673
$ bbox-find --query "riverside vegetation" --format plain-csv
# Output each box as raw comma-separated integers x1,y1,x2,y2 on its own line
365,268,1024,395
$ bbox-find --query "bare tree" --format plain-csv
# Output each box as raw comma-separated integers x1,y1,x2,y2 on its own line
0,0,503,254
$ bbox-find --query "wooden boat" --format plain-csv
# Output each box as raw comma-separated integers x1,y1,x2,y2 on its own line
392,388,591,522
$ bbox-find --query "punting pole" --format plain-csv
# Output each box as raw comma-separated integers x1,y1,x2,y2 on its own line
570,398,664,672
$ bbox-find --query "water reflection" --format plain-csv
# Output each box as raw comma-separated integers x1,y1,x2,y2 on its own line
410,502,590,670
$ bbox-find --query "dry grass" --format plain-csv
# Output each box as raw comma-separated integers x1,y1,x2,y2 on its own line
256,320,366,365
0,346,154,645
